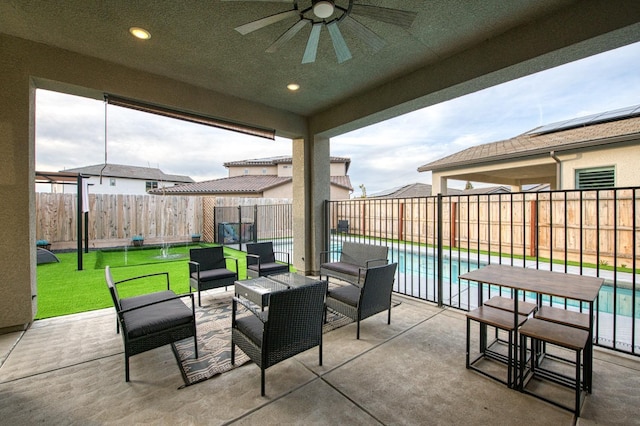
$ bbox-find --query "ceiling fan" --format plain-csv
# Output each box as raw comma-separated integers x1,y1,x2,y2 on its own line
222,0,417,64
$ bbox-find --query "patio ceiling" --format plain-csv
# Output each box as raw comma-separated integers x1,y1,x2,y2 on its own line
1,1,640,137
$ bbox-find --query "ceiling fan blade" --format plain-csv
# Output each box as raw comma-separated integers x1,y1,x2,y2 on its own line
340,16,385,52
327,21,352,63
266,19,309,53
235,10,298,35
351,4,418,29
302,23,322,64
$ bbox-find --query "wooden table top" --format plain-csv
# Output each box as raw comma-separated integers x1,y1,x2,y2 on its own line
459,264,604,302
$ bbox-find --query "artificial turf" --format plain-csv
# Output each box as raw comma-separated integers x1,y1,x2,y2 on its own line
35,244,248,320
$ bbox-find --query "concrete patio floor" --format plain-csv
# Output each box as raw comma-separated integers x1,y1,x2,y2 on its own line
1,289,639,425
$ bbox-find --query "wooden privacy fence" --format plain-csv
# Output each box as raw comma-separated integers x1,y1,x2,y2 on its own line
329,188,640,267
36,193,292,249
36,193,203,248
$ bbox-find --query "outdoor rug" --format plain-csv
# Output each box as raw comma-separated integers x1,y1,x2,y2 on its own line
171,293,385,388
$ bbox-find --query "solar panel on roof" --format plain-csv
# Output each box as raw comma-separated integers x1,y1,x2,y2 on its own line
527,104,640,135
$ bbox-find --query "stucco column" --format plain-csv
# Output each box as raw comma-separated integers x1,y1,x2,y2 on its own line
292,135,330,275
431,175,448,195
0,53,37,331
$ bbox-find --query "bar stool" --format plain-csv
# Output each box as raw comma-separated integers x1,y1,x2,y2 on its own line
466,305,528,388
534,305,592,392
519,318,589,416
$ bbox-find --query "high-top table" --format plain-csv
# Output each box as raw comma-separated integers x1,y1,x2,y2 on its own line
459,264,604,390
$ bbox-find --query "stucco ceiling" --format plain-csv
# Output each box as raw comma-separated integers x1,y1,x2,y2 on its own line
2,1,640,135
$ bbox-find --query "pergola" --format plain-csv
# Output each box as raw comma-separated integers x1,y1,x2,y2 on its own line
1,1,640,330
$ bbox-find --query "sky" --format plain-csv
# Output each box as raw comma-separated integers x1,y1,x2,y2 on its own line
35,41,640,197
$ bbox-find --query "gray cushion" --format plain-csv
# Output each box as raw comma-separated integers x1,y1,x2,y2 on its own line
321,261,360,276
122,295,193,338
327,285,360,307
192,268,236,282
235,314,264,346
248,262,289,275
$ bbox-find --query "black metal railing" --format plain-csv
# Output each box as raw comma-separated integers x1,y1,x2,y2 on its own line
327,187,640,356
212,189,639,356
214,204,293,255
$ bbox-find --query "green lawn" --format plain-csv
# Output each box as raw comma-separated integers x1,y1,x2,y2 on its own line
35,245,249,320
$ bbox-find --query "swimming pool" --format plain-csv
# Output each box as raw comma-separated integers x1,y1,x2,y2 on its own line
345,243,640,319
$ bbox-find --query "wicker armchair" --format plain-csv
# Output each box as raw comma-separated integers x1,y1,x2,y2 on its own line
325,262,398,339
245,241,290,278
189,246,238,306
231,280,328,396
105,266,197,382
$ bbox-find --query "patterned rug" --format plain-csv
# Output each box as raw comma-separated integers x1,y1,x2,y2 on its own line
171,294,363,388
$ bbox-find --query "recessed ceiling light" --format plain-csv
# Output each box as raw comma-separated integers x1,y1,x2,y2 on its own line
287,83,300,91
129,27,151,40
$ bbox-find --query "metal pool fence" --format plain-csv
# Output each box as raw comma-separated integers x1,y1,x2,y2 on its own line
327,187,640,356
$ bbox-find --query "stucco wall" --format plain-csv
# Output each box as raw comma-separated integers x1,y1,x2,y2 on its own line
228,164,278,177
47,176,188,195
558,142,640,188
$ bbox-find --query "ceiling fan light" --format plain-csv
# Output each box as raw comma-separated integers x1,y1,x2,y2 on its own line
313,1,334,19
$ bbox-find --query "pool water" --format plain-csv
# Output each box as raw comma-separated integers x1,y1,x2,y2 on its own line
339,243,640,319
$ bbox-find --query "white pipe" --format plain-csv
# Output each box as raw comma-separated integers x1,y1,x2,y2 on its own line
550,151,561,190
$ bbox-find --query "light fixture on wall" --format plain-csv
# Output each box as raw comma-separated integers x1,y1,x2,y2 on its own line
312,1,334,19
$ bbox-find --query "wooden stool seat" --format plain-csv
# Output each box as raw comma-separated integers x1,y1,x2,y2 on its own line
535,305,590,330
484,296,538,316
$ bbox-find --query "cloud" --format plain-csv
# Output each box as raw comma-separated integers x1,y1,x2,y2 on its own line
36,42,640,195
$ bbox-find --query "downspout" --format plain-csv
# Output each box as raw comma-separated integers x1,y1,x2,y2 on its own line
550,151,562,190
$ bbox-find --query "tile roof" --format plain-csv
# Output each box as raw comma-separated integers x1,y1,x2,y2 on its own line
369,183,461,198
224,155,351,170
369,183,548,198
458,186,510,195
149,175,353,195
150,175,289,195
331,175,353,191
418,114,640,172
61,163,194,183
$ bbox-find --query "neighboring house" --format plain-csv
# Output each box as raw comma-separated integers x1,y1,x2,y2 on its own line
369,183,461,198
368,182,529,198
51,164,194,195
459,186,511,195
418,105,640,195
150,156,353,199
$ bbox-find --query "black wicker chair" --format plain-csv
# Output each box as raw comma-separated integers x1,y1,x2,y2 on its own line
189,246,238,306
325,262,398,339
105,266,197,382
231,280,328,396
245,241,290,278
